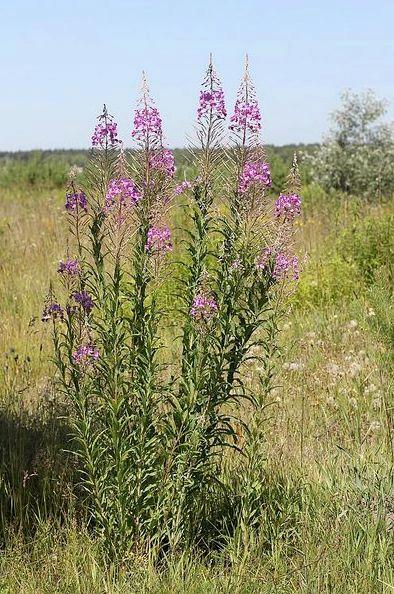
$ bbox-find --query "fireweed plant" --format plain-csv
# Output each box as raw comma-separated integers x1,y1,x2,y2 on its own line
45,58,301,559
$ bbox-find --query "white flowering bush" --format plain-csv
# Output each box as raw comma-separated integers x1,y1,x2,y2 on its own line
310,90,394,197
43,58,301,559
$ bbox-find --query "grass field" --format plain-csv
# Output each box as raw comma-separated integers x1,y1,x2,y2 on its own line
0,157,393,592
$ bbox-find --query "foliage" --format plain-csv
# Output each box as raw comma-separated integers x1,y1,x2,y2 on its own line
310,90,394,197
339,209,394,285
0,146,315,191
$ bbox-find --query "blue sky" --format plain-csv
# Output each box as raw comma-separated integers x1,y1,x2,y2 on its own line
1,0,393,149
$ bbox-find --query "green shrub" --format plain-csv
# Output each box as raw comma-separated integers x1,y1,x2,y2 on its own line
339,210,394,285
295,255,362,308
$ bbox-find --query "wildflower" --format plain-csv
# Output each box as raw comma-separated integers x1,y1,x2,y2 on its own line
72,344,99,366
105,178,141,211
145,226,173,255
65,191,88,213
275,193,301,221
42,302,64,322
132,105,162,142
58,259,80,276
197,88,227,121
197,58,227,122
190,293,218,321
66,304,78,316
256,247,273,271
149,149,176,177
73,291,94,313
174,180,192,195
238,161,271,193
92,111,119,147
229,98,261,135
230,257,243,270
272,253,299,281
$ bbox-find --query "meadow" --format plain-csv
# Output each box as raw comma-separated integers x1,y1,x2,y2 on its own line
0,149,393,593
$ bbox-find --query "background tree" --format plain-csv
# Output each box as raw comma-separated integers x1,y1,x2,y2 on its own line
311,90,394,197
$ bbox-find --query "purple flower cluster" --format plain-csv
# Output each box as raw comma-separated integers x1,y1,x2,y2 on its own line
190,293,218,321
65,191,88,213
73,290,94,313
231,257,243,270
197,89,227,121
229,98,261,135
174,180,192,195
275,193,301,221
149,149,176,177
257,248,299,281
145,226,173,255
256,247,273,271
92,120,119,147
42,302,64,322
58,259,80,276
273,253,299,281
105,178,141,212
132,105,162,142
72,344,100,366
238,161,271,193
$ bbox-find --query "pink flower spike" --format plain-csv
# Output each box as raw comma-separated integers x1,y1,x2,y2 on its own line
229,98,261,135
145,226,173,255
104,178,141,212
92,106,120,148
175,180,192,195
238,161,271,193
275,193,301,221
190,293,218,321
72,344,100,366
197,58,227,122
149,149,176,177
